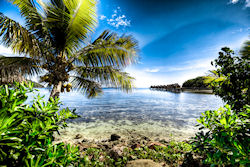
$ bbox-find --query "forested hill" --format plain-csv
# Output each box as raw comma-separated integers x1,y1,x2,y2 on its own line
182,76,209,89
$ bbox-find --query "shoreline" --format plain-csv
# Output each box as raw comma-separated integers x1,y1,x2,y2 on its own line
54,120,198,144
53,121,198,166
182,88,213,94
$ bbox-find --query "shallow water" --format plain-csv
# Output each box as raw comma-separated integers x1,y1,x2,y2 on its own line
28,88,224,141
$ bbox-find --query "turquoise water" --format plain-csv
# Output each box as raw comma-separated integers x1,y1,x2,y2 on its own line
29,88,223,128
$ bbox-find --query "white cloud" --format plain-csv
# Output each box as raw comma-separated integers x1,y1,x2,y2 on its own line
99,7,131,29
144,68,160,73
99,15,106,20
231,0,239,4
246,0,250,7
107,14,131,28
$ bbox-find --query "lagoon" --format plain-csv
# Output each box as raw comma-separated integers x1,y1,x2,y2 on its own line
29,88,223,141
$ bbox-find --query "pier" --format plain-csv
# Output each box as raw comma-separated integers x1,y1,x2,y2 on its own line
150,83,182,93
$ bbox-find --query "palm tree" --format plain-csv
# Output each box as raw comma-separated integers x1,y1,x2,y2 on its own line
0,0,138,99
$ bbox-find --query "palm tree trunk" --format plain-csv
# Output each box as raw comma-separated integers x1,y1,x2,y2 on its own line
49,81,62,99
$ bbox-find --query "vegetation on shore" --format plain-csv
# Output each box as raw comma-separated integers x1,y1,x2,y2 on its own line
191,44,250,166
182,76,209,89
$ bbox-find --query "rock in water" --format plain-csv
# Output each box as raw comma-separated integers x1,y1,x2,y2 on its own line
126,159,162,167
110,134,121,141
74,134,82,139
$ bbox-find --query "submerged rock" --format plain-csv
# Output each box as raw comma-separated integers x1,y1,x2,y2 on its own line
78,143,99,151
131,143,140,149
110,134,121,141
126,159,163,167
74,134,82,139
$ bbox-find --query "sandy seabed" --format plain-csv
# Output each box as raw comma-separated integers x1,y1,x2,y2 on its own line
55,119,198,143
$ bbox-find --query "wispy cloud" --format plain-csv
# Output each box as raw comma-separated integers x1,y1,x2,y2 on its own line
144,68,160,73
99,7,131,29
229,0,250,7
159,58,214,73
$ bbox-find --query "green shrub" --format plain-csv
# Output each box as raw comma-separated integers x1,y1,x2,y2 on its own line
192,105,250,166
0,82,81,166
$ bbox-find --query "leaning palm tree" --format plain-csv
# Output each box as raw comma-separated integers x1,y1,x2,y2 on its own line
0,0,138,99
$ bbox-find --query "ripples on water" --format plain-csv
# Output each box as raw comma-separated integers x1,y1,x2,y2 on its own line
28,88,223,129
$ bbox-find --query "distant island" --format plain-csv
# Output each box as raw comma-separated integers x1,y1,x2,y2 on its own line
150,76,212,94
182,76,209,89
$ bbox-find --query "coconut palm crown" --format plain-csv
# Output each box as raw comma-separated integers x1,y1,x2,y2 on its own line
0,0,138,99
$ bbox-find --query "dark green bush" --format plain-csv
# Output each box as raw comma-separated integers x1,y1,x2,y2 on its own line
0,82,81,166
208,47,249,112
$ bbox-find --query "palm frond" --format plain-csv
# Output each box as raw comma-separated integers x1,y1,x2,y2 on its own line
0,13,43,58
45,0,97,55
0,56,42,77
75,30,139,68
71,76,102,98
8,0,48,39
204,70,226,84
74,66,134,92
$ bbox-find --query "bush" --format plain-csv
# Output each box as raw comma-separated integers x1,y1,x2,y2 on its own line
0,82,81,166
192,105,249,166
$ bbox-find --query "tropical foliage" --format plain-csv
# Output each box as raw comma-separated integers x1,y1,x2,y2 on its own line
204,45,249,111
0,0,138,99
0,82,81,166
192,105,249,166
192,41,250,166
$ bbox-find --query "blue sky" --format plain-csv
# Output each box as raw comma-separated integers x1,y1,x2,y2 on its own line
0,0,249,87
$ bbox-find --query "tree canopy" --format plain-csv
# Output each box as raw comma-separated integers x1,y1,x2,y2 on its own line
182,76,209,88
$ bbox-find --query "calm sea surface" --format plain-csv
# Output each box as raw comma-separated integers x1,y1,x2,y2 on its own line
29,88,223,128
